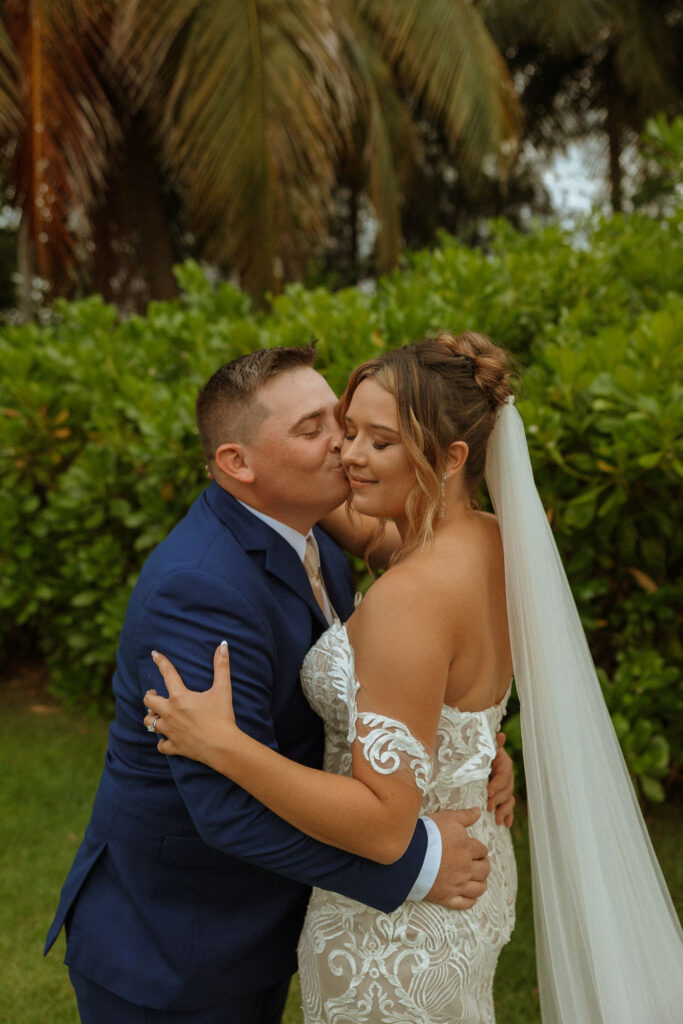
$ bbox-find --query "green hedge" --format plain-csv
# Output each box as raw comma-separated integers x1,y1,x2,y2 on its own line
1,210,681,802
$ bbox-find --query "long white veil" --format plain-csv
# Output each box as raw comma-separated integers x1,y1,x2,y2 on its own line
485,397,683,1023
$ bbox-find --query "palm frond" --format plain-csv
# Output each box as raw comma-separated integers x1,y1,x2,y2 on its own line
112,0,199,106
2,0,120,285
0,18,22,139
125,0,358,296
611,0,679,115
358,0,522,182
479,0,611,55
333,9,417,272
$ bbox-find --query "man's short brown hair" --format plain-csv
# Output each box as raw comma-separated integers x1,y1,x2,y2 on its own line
195,344,317,461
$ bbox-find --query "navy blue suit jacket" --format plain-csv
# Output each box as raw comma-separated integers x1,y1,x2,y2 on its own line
45,483,427,1011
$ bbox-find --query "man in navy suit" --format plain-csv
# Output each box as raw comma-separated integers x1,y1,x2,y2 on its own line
45,346,512,1023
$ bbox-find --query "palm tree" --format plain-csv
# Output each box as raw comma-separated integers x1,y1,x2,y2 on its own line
481,0,683,212
0,0,521,309
0,1,120,318
116,0,522,298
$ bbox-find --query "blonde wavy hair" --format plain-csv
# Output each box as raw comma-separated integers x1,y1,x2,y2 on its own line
337,331,516,566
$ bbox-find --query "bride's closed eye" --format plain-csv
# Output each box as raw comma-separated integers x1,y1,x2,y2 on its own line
343,432,390,450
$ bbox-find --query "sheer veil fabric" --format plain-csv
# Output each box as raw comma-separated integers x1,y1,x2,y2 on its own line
485,397,683,1023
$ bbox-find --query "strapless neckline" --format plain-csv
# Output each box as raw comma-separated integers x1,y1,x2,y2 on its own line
322,618,512,719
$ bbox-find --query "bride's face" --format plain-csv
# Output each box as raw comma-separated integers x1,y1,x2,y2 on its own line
341,377,416,526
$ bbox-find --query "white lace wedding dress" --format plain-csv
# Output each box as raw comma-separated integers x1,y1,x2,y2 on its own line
298,620,517,1024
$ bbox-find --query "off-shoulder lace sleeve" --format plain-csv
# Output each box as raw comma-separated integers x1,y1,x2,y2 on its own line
351,707,432,796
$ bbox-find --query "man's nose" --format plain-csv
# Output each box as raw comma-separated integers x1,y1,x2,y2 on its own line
329,422,343,453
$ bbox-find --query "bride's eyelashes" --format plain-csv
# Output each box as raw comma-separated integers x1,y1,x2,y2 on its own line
343,432,390,450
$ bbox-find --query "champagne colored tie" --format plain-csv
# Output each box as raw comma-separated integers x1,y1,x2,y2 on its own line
303,535,334,623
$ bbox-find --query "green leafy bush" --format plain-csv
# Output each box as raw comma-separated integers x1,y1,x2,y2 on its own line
1,209,681,800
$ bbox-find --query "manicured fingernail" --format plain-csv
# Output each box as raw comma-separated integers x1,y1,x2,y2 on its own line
151,650,159,661
220,640,228,652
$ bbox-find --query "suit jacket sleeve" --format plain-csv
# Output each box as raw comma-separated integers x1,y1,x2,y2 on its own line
134,568,427,914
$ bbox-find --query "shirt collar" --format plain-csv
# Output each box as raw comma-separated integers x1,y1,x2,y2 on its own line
235,499,309,562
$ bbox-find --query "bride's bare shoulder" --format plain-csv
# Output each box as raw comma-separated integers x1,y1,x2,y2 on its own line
352,552,454,642
347,560,455,710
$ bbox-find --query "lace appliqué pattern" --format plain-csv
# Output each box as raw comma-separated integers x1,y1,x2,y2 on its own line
354,713,430,795
299,621,517,1024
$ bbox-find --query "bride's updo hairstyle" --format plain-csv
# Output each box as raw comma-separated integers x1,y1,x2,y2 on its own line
338,331,515,562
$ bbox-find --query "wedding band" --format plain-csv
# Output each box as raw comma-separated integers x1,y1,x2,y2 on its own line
147,716,160,733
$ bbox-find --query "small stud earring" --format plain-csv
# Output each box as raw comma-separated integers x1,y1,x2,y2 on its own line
440,473,447,519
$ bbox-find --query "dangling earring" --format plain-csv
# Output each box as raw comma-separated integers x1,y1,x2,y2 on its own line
440,473,447,519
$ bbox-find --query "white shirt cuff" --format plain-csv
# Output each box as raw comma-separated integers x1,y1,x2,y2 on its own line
406,816,443,901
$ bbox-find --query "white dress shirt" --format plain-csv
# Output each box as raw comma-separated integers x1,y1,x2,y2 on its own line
236,500,442,899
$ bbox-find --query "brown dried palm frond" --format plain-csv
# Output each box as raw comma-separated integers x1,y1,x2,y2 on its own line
1,0,120,287
0,17,21,139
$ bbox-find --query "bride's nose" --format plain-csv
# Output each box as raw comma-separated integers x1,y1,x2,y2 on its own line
341,436,366,466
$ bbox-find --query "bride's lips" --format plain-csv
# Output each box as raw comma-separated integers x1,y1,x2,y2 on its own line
348,475,377,487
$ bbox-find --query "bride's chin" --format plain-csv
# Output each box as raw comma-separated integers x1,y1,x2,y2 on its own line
350,495,391,519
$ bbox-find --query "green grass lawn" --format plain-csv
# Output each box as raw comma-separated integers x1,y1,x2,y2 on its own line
2,666,681,1024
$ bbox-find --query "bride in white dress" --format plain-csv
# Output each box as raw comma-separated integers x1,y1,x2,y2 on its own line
296,619,516,1024
145,332,683,1023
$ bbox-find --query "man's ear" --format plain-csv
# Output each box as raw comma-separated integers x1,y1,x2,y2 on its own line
446,440,469,476
214,442,255,484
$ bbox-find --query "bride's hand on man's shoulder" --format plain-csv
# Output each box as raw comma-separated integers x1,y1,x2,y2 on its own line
142,642,237,764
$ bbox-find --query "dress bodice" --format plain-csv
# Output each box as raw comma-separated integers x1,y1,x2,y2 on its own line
300,620,511,814
298,620,517,1024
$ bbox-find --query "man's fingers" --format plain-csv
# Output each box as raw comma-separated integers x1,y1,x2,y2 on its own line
468,855,490,882
468,837,489,862
460,878,488,899
444,877,488,910
495,795,516,827
487,773,511,797
453,807,481,829
448,896,477,911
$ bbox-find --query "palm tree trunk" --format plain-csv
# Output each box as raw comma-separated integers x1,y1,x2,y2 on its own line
91,114,177,310
604,48,623,214
17,214,32,323
349,182,359,273
606,104,623,213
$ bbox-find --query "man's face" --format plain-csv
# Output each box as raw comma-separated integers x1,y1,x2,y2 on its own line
245,367,349,532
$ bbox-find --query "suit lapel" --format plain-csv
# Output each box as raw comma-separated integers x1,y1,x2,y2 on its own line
206,483,331,627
